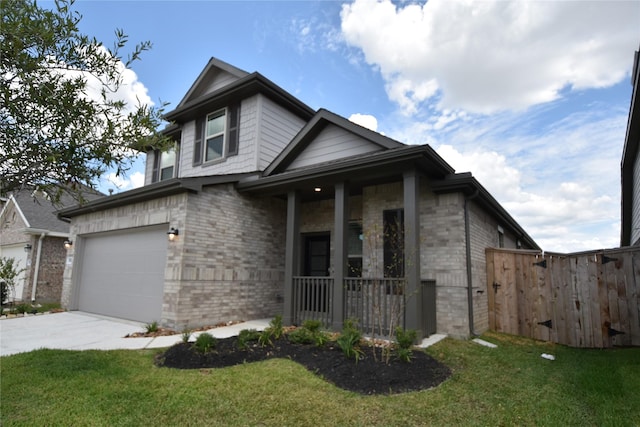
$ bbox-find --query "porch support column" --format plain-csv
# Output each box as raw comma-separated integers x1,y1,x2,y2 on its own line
284,190,301,325
332,181,349,330
404,169,423,339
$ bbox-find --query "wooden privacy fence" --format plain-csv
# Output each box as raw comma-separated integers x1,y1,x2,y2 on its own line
486,247,640,348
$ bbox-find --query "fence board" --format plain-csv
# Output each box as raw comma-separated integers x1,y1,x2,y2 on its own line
486,248,640,348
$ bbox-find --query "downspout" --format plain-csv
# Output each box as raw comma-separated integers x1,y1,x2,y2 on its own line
30,233,46,302
464,190,480,337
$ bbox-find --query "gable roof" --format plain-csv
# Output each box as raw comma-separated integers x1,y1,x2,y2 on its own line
2,189,101,235
621,46,640,246
177,57,250,108
264,109,405,176
165,71,315,124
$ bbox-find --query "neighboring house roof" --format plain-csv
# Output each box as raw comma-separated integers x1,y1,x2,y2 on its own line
621,47,640,246
164,71,315,124
2,188,102,235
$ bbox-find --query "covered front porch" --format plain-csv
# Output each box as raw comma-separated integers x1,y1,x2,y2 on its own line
237,140,457,340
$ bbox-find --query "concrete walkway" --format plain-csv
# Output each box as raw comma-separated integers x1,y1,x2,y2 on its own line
0,311,270,357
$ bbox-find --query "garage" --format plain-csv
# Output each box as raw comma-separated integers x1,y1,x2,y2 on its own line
0,244,27,302
76,225,168,323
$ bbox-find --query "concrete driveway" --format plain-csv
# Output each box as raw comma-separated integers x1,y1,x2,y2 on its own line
0,311,269,357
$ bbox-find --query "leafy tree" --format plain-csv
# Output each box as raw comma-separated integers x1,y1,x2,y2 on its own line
0,0,171,202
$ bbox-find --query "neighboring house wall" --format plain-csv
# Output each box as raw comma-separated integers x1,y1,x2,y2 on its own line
23,236,66,303
0,201,30,301
632,154,640,245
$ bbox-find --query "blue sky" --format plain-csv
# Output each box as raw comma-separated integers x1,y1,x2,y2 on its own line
69,0,639,253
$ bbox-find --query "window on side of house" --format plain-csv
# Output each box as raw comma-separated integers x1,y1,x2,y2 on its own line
159,149,176,181
205,109,226,162
152,146,177,183
498,225,505,248
347,221,363,277
383,209,404,278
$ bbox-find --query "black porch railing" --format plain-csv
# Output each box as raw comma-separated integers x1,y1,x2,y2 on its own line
292,276,334,326
292,277,436,336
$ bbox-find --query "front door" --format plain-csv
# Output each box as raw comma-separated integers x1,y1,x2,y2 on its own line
303,234,330,276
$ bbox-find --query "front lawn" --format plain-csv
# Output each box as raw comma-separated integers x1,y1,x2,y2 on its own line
1,331,638,426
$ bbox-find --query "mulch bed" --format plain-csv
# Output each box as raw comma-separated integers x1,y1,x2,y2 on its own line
155,336,451,395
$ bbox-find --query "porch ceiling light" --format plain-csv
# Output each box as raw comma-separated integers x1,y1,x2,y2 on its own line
24,243,32,252
63,239,73,249
314,187,322,192
167,227,179,241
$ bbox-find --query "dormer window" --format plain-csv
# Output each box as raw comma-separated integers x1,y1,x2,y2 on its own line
193,102,240,166
205,109,226,162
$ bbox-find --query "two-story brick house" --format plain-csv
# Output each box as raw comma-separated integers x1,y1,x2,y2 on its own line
58,57,538,339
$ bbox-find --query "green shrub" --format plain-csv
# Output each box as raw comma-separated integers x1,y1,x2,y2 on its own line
336,319,363,361
14,303,32,314
194,333,217,353
288,320,329,347
302,319,322,333
237,329,261,349
145,321,159,334
288,327,315,345
394,327,417,363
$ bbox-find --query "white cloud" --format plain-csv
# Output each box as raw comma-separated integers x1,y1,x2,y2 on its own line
341,0,640,114
100,162,146,194
349,113,378,131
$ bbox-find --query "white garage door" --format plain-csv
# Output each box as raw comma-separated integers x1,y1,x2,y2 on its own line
0,244,27,302
77,225,168,323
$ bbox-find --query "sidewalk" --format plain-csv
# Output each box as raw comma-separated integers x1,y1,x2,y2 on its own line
0,311,269,357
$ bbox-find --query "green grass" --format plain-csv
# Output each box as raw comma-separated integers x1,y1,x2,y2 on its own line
1,331,639,426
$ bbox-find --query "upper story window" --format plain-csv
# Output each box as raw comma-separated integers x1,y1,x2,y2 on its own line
152,146,178,183
205,109,226,162
159,149,176,181
193,102,240,167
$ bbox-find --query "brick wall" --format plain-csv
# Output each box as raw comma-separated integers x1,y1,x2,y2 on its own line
24,236,67,303
63,187,288,329
166,185,287,329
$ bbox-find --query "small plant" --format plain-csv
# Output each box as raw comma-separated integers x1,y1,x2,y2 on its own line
14,303,32,314
269,315,284,339
194,333,217,353
394,327,417,363
258,315,284,347
145,321,159,334
181,328,192,343
336,319,363,361
258,329,273,347
237,329,260,349
288,320,330,347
